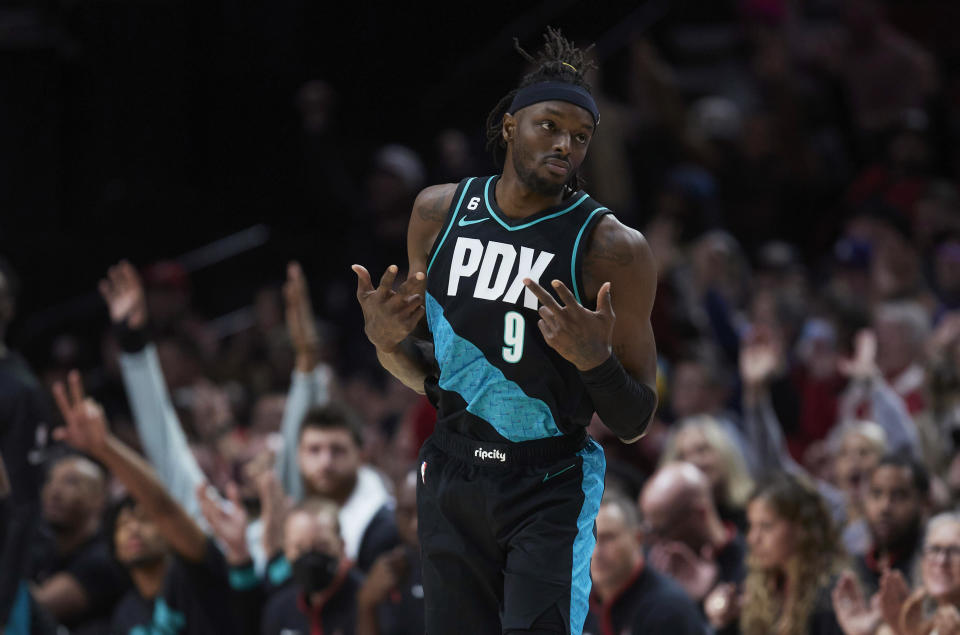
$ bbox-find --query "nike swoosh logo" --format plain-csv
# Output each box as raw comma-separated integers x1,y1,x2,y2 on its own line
542,464,576,483
458,215,489,227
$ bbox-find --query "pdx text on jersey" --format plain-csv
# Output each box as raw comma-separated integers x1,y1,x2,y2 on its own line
446,236,554,309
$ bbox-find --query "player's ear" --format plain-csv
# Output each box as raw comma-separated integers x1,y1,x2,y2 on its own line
502,113,515,144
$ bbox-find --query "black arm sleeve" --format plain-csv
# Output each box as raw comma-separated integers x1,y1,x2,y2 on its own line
580,354,657,441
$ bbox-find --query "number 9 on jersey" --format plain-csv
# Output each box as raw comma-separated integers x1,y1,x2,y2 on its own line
502,311,525,363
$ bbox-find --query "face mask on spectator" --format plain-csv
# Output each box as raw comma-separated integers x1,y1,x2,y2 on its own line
293,550,339,594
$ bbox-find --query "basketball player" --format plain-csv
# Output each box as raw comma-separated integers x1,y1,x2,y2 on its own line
352,28,658,635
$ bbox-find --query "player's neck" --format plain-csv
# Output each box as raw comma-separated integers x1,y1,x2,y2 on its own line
495,171,565,220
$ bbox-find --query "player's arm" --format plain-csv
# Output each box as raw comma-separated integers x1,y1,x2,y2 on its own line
353,184,456,394
583,216,658,442
524,215,658,443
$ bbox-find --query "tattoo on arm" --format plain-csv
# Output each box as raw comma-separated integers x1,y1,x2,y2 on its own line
585,226,634,267
418,192,448,222
582,224,635,293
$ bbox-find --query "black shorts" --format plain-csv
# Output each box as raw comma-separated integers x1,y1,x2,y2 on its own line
416,428,605,635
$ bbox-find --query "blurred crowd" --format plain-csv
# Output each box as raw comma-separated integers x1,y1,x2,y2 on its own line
4,0,960,634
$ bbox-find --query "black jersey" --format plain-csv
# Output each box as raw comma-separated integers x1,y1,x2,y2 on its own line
425,175,611,443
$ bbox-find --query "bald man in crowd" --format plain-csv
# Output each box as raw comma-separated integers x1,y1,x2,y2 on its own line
29,454,128,634
584,493,708,635
639,462,747,607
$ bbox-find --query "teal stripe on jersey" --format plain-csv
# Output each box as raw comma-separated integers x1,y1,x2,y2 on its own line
570,206,609,304
483,176,590,232
425,292,561,441
428,178,476,275
570,439,605,635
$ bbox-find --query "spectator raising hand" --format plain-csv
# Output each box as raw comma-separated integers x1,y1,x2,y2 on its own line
739,329,783,405
52,370,239,634
283,261,322,373
98,260,147,330
839,330,881,382
52,370,207,562
52,372,111,457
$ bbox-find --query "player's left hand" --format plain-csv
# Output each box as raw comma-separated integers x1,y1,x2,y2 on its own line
523,278,614,371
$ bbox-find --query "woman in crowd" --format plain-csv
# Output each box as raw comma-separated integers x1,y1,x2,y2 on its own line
706,474,845,635
661,415,755,532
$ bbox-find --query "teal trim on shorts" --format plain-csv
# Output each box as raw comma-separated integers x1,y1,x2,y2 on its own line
570,439,605,635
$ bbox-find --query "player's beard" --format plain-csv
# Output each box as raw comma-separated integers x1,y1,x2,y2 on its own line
511,143,566,197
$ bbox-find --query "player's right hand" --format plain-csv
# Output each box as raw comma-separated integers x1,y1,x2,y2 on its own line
352,264,426,354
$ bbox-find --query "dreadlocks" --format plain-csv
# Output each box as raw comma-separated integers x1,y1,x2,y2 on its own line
484,27,597,192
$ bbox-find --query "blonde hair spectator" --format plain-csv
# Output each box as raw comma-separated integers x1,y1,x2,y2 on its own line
661,415,755,513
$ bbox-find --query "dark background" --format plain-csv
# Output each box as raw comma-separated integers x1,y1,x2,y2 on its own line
0,0,660,356
1,0,957,369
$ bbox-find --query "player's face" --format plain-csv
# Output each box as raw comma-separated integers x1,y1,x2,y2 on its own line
114,504,168,567
297,427,361,500
591,504,641,588
507,100,594,196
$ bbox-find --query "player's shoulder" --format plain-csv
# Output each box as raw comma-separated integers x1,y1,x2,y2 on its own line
585,212,655,271
412,183,459,223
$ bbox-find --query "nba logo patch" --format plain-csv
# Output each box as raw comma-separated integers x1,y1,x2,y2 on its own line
421,460,427,484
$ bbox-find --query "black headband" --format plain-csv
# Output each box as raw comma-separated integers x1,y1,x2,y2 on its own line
508,81,600,126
